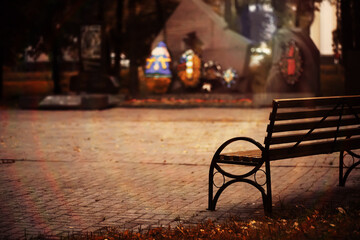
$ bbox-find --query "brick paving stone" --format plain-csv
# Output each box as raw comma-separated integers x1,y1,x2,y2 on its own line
0,108,359,239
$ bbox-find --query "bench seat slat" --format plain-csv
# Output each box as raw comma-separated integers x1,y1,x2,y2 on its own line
217,160,260,166
273,107,360,121
218,137,360,163
275,96,360,108
271,118,359,132
267,128,360,144
219,149,262,165
268,137,360,160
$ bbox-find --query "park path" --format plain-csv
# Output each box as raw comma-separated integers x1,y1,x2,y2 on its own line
0,108,359,239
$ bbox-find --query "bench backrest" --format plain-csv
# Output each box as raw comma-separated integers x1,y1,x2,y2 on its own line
264,95,360,161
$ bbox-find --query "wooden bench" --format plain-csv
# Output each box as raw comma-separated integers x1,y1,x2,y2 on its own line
208,95,360,215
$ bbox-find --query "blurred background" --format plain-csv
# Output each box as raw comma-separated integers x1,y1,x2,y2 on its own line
1,0,359,103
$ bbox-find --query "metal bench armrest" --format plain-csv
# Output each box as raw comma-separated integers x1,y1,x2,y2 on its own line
212,137,264,161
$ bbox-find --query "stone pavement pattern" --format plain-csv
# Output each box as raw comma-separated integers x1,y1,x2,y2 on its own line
0,108,359,239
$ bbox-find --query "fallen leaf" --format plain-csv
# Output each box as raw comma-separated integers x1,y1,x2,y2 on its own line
73,146,81,152
293,222,299,230
337,207,346,214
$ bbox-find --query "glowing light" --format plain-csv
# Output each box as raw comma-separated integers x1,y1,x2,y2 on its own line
249,54,265,67
249,4,256,12
263,4,273,12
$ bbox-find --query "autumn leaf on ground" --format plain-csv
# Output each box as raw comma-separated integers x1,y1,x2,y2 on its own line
337,207,346,214
73,146,81,152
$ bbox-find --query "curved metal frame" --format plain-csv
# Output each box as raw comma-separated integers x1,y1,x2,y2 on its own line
339,149,360,186
208,137,272,214
212,171,225,188
208,97,360,217
254,169,267,186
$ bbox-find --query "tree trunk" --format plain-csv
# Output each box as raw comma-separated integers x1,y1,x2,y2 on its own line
52,27,61,94
0,45,3,99
114,0,124,75
295,0,314,35
97,0,104,22
224,0,234,30
271,0,288,28
341,0,360,94
235,1,250,38
0,0,4,99
155,0,166,42
128,0,138,96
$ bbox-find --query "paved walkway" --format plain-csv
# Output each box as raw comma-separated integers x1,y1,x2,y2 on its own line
0,108,359,239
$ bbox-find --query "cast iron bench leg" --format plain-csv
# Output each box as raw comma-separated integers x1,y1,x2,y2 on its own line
208,160,273,216
339,150,360,187
264,160,272,216
208,163,215,211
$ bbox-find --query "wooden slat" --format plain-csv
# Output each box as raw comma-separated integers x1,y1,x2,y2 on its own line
268,137,360,160
217,160,259,166
267,128,360,145
274,95,360,108
272,107,360,121
270,118,360,133
219,149,262,165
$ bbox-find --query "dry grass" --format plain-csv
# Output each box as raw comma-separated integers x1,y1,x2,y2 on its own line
31,202,360,240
